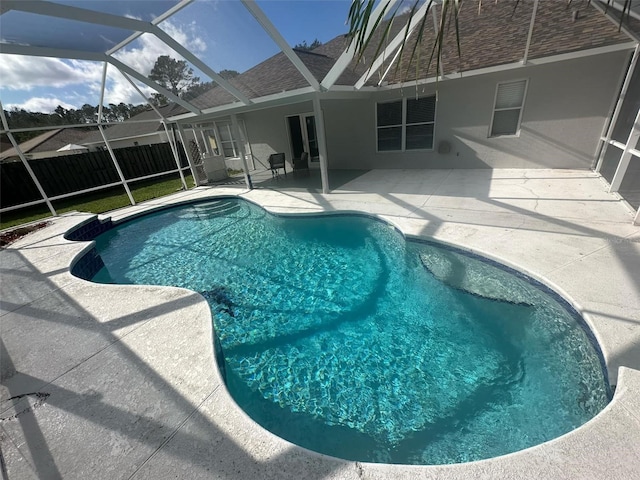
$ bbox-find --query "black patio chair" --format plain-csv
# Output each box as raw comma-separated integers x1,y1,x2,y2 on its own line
268,152,286,178
293,151,310,176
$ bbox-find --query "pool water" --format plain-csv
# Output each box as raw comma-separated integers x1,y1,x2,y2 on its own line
89,198,610,464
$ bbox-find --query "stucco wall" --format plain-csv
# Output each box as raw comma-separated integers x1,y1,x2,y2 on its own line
241,101,314,170
320,50,630,169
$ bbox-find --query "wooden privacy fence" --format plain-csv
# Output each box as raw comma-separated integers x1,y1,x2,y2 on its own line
1,142,188,208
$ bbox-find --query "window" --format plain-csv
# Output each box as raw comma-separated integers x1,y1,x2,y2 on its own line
216,122,239,158
376,96,436,151
377,101,403,151
192,120,243,158
490,79,527,137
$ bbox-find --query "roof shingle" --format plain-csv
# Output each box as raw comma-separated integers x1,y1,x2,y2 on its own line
166,2,634,115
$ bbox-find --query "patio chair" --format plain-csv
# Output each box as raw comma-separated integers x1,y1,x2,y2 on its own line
268,152,286,178
293,151,310,177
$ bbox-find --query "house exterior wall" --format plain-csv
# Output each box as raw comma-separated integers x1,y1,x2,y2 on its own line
241,101,313,170
87,132,168,151
320,50,630,170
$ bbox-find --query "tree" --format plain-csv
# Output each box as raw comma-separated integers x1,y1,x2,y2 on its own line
148,55,200,105
183,81,214,102
218,69,240,80
182,70,240,102
294,39,322,51
79,104,98,123
2,102,150,144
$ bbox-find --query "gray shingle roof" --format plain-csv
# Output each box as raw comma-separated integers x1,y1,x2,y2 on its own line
181,2,631,114
385,1,632,83
80,104,179,144
30,128,93,153
188,48,362,111
1,130,59,160
1,128,93,160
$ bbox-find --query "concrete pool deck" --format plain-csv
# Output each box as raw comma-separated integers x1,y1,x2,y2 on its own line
1,168,639,479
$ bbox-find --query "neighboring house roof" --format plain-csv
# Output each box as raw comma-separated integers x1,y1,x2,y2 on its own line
2,105,176,157
1,130,59,161
81,104,177,145
30,128,93,153
0,128,92,161
0,139,13,154
177,1,633,115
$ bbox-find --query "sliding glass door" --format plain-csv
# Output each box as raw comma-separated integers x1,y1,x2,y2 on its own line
287,113,319,166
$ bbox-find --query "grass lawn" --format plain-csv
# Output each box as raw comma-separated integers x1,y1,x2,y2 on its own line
1,173,195,231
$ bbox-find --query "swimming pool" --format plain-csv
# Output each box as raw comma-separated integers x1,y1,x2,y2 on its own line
80,197,610,465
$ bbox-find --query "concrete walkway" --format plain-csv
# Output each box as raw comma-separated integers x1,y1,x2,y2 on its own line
1,169,639,479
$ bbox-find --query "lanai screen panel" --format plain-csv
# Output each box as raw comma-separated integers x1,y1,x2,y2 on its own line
0,11,132,53
259,0,352,51
164,0,322,112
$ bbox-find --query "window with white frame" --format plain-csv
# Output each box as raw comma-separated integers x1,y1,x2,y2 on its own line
191,120,244,159
490,79,527,137
376,96,436,151
216,122,239,158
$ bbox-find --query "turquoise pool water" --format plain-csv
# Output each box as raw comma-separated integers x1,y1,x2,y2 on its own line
89,198,609,464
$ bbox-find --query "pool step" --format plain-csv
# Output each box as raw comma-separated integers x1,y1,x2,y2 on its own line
419,251,534,307
179,200,242,219
65,217,113,241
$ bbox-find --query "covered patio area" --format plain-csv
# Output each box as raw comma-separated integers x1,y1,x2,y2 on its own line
209,167,369,193
1,168,639,479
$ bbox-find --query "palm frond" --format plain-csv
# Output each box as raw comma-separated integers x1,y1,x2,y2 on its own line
346,0,634,87
392,1,426,84
347,0,462,86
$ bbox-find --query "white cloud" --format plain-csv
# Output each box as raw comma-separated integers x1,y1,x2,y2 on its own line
0,20,208,111
397,5,413,16
6,96,77,113
102,67,154,106
111,22,207,78
104,21,208,104
0,55,100,91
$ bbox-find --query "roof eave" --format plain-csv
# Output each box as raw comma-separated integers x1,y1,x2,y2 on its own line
373,41,638,91
164,41,637,122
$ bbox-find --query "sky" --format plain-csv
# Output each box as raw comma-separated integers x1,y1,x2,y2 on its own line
0,0,356,115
